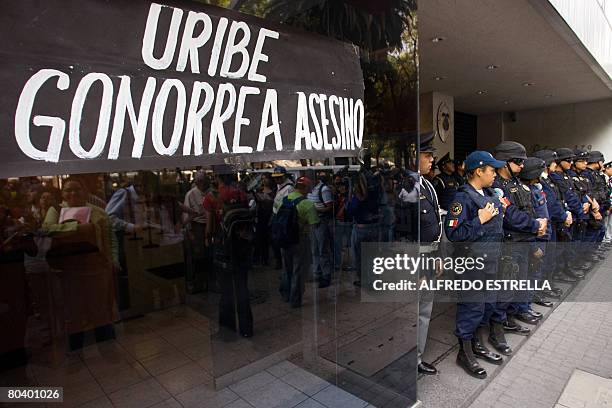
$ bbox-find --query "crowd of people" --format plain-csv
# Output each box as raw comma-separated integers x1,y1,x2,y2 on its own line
2,137,612,377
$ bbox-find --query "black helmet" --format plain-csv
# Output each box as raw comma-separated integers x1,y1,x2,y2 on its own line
573,149,589,161
519,157,546,180
533,150,557,166
494,141,527,161
555,148,575,162
587,150,604,163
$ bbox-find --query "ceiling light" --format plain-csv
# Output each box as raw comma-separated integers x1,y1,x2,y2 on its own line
476,90,487,95
431,37,445,43
522,82,535,87
487,65,499,70
545,94,553,98
503,100,511,104
434,75,445,81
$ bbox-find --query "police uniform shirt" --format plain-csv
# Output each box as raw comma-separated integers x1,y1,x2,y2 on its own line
566,168,591,220
433,172,462,211
492,175,540,236
445,183,504,243
400,171,441,243
549,171,583,218
540,174,568,224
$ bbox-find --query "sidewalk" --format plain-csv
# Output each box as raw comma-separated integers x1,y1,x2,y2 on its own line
468,260,612,408
418,255,612,408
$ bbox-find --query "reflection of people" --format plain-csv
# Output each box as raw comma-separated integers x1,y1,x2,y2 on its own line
105,181,143,310
279,177,318,307
43,177,116,350
39,187,60,225
253,175,274,266
308,171,333,288
182,171,210,293
204,168,253,338
271,166,294,269
445,151,507,379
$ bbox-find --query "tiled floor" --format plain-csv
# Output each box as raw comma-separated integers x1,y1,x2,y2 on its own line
3,260,419,408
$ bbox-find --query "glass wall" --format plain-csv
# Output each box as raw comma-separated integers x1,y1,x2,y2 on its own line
0,1,419,407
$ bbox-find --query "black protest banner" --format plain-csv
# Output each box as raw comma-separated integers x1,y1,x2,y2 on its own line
0,0,364,178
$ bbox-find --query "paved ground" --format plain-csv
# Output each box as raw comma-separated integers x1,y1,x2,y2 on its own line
466,258,612,408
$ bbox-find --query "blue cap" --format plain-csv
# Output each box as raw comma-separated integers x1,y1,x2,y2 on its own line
271,166,287,177
465,151,506,171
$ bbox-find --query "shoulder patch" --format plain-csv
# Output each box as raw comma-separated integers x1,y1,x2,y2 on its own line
510,187,518,193
450,202,463,216
522,184,530,192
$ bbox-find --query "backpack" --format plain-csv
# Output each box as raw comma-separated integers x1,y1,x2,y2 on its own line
270,196,306,248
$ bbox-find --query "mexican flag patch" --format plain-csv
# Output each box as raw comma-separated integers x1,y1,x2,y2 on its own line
448,219,458,228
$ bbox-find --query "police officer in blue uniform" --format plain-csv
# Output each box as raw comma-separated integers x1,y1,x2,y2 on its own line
492,141,548,331
400,133,443,376
569,149,597,272
445,151,508,379
433,152,463,211
533,150,573,295
550,148,586,281
584,151,608,255
518,157,554,309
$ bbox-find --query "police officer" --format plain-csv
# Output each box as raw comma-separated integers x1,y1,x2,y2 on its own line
400,133,442,375
604,161,612,244
569,149,598,271
550,148,586,281
493,141,547,332
518,157,554,308
433,153,463,211
585,151,608,255
454,158,467,185
533,150,573,295
445,151,508,379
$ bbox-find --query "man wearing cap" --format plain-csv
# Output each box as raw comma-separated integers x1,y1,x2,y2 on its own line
272,166,295,269
445,151,508,379
533,150,573,293
454,158,467,185
433,152,464,212
279,177,319,308
308,171,334,288
399,133,443,376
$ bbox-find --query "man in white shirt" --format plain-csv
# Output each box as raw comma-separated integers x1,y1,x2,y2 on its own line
271,166,295,269
182,170,210,293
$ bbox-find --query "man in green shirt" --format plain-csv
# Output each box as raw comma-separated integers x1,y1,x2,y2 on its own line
280,177,318,307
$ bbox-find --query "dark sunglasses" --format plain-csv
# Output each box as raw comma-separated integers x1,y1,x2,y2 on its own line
509,158,525,166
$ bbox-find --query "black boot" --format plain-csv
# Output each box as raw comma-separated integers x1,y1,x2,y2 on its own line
457,339,487,379
503,316,531,336
472,327,503,365
488,321,513,355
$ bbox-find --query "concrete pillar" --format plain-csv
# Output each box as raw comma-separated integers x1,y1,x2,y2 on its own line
420,92,454,159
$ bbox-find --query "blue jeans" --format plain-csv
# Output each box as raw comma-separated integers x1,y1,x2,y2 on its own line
351,224,379,283
280,234,309,307
310,221,332,282
379,206,395,242
333,221,353,268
